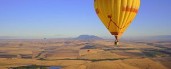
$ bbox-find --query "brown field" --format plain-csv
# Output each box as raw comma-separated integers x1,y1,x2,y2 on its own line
0,39,170,69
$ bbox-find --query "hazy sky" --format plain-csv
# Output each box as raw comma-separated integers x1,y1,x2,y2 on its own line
0,0,171,38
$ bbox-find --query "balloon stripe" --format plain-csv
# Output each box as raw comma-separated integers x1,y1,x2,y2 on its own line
122,6,138,13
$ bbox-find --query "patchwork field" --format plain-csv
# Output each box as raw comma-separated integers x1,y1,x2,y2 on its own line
0,39,170,69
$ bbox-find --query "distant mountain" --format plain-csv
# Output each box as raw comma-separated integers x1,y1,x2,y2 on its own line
149,35,171,41
75,35,103,40
0,36,17,39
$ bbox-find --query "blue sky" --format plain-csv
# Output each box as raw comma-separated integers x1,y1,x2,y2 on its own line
0,0,171,38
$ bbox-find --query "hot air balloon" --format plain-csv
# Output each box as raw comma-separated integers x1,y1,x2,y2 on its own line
94,0,140,45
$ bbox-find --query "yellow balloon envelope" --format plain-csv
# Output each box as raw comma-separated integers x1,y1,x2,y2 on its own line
94,0,140,45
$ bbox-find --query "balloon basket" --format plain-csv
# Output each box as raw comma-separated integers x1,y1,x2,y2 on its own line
114,41,119,46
